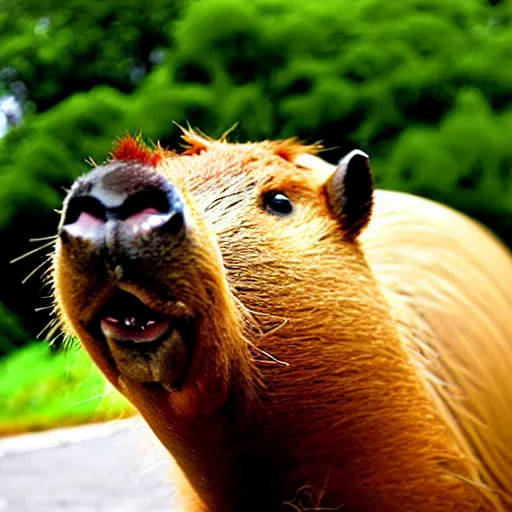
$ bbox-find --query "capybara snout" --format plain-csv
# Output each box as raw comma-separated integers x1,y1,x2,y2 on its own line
60,161,186,256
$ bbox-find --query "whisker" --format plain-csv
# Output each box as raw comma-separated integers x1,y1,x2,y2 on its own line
62,334,80,351
22,258,51,285
38,317,58,340
40,282,54,293
34,305,54,313
73,394,105,407
47,322,64,345
10,240,56,264
39,294,55,300
248,342,290,367
48,328,66,348
40,264,54,282
39,283,55,296
29,235,58,243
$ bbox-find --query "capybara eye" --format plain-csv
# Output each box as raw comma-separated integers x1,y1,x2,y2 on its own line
263,192,293,216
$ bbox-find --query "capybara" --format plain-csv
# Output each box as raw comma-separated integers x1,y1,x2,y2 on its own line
53,130,512,511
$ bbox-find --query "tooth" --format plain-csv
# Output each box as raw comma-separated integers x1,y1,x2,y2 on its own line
125,317,137,327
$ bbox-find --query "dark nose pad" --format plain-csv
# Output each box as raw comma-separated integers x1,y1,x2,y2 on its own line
60,163,185,243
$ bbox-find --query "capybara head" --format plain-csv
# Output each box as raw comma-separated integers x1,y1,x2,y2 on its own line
53,131,488,511
54,132,375,411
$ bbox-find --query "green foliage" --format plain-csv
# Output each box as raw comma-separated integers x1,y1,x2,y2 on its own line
0,342,134,435
0,0,511,352
0,302,29,356
0,0,185,111
377,89,512,222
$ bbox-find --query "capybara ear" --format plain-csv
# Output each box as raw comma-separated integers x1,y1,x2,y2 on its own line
325,150,373,239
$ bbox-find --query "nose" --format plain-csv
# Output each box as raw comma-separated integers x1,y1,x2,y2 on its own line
60,162,185,242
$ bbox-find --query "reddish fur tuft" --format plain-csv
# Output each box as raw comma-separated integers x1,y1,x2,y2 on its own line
181,128,214,156
111,135,171,167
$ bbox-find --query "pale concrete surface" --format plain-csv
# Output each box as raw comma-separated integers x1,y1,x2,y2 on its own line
0,418,176,511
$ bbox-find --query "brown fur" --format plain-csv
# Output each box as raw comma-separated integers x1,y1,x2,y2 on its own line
53,132,512,511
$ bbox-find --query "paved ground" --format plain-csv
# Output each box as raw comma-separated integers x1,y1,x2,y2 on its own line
0,418,176,511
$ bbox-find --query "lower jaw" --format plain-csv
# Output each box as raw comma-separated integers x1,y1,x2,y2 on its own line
104,320,194,391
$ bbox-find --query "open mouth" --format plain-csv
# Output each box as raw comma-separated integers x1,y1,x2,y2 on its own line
93,290,193,389
100,291,173,346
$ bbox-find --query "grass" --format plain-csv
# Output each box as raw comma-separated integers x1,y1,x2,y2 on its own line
0,342,136,436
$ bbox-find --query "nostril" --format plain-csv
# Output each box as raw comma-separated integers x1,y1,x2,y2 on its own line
115,189,170,221
64,196,107,226
163,210,185,236
115,187,186,237
60,196,107,241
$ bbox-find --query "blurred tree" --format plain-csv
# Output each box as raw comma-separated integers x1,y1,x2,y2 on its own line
0,0,511,351
0,302,29,356
0,0,185,111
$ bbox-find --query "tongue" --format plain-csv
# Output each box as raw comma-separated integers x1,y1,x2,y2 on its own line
101,317,171,343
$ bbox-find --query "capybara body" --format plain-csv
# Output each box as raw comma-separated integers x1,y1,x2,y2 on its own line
54,132,512,511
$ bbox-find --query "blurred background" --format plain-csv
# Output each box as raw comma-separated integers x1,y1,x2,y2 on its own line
0,0,511,434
